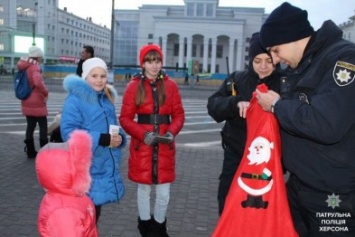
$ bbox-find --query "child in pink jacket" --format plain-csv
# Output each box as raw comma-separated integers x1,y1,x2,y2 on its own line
36,130,98,237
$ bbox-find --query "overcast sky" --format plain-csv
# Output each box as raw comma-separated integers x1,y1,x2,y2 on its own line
58,0,355,30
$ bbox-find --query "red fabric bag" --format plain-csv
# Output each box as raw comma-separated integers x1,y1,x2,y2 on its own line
212,84,298,237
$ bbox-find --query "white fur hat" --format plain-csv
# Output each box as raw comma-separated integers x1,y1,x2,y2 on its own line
82,57,107,79
28,46,44,58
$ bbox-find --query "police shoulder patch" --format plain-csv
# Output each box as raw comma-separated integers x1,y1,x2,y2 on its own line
332,61,355,87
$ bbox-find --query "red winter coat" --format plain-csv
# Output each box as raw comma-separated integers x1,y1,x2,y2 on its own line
17,57,48,116
119,74,184,184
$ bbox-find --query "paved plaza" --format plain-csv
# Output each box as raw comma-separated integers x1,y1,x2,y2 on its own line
0,85,224,237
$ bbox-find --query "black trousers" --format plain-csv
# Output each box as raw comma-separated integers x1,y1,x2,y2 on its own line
25,116,47,141
287,175,355,237
217,147,242,215
95,205,101,223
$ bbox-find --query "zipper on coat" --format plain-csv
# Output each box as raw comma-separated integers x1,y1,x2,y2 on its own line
151,83,159,184
98,94,120,199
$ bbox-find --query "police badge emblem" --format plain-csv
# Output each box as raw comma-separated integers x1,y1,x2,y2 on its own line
332,61,355,86
325,193,342,209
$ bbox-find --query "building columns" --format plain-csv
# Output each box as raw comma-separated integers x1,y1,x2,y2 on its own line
202,37,209,73
236,39,243,71
210,37,217,73
228,38,235,73
186,36,192,70
161,37,167,66
178,36,184,68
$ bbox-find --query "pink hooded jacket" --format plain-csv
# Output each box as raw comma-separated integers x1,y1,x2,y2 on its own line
36,130,98,237
16,57,48,116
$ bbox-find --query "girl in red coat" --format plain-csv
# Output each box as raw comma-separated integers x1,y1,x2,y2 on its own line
119,44,185,237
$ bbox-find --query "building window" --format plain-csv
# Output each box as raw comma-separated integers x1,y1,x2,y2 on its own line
187,3,194,16
192,44,197,57
184,44,187,57
148,33,153,39
215,64,219,73
216,45,223,58
246,37,251,43
174,44,179,56
206,4,213,16
196,3,204,16
200,45,203,57
0,18,3,25
0,44,4,51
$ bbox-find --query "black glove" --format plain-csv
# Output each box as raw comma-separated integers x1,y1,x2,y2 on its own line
143,132,158,146
157,132,174,144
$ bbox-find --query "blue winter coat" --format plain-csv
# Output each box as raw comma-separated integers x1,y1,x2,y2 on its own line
60,74,126,206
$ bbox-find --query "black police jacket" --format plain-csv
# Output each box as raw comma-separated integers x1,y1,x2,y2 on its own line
274,20,355,193
207,66,282,160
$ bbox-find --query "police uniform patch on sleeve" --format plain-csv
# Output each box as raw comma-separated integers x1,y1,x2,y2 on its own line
332,61,355,86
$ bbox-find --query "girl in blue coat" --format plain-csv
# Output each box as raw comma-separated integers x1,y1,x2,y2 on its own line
60,57,126,223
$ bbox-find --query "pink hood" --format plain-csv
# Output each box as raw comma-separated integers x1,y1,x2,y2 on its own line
36,130,93,196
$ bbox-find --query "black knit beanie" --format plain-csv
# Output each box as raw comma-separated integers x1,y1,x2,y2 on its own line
248,32,267,60
260,2,314,49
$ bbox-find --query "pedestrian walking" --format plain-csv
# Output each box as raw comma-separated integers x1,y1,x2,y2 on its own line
17,46,49,158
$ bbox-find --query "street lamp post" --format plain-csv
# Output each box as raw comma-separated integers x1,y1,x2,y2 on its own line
32,2,38,46
110,0,115,69
32,23,36,46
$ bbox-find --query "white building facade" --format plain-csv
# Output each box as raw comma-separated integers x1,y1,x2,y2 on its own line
0,0,110,69
339,14,355,43
114,0,267,74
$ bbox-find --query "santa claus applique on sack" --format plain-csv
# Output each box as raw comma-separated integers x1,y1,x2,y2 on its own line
212,84,298,237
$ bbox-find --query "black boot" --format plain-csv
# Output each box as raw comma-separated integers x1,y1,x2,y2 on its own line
150,218,169,237
138,217,152,237
40,138,48,148
24,139,37,159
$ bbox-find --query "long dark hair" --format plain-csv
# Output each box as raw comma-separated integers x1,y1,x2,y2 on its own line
136,51,166,106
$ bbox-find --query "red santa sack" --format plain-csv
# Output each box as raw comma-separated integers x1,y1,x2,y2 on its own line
212,84,298,237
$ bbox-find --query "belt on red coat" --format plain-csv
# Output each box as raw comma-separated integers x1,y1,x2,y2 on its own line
137,114,170,125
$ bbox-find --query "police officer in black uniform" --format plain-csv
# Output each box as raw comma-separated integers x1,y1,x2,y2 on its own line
207,32,282,215
257,2,355,237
